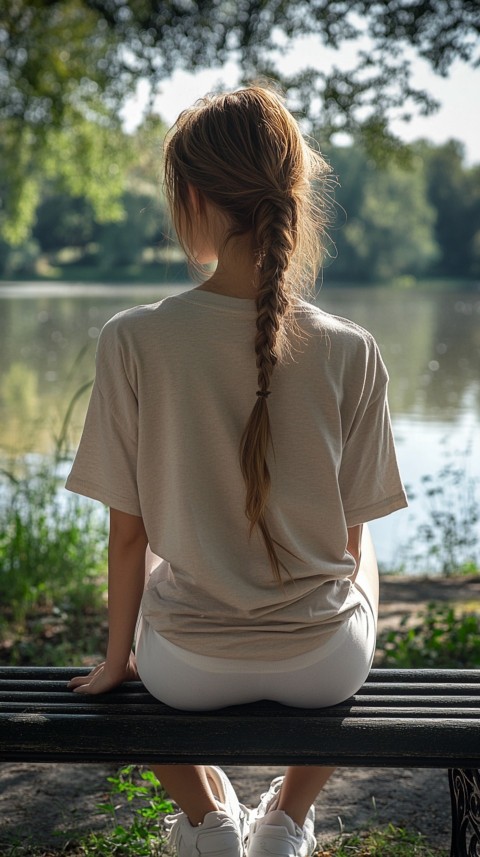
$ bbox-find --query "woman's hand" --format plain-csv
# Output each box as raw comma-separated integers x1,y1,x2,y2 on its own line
68,651,139,695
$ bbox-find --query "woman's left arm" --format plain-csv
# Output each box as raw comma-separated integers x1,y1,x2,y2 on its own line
68,508,148,694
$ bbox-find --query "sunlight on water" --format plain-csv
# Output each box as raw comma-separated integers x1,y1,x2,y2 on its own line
1,282,479,568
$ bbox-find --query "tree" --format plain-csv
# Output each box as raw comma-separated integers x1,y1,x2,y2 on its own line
32,193,96,254
419,140,480,278
0,110,172,276
1,0,479,245
1,0,134,244
468,164,480,276
325,144,439,282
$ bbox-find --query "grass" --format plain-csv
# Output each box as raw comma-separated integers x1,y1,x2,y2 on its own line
0,451,109,666
317,824,448,856
0,829,449,856
78,766,173,856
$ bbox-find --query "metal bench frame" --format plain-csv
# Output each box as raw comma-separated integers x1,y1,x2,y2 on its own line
1,667,479,856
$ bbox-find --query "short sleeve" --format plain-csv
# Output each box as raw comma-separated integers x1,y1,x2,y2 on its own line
338,346,407,526
65,321,142,516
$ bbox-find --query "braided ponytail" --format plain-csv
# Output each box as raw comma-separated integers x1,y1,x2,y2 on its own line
164,85,332,583
240,197,297,583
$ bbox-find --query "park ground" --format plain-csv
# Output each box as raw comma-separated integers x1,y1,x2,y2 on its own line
1,574,479,855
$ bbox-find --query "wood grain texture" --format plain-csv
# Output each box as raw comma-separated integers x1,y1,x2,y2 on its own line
1,667,479,766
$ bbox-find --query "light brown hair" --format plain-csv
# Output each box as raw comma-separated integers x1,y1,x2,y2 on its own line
164,85,331,582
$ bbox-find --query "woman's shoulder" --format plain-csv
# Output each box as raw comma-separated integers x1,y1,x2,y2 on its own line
294,300,388,390
99,294,186,340
295,299,377,348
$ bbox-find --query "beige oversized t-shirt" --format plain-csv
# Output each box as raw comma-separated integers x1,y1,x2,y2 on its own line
66,289,407,659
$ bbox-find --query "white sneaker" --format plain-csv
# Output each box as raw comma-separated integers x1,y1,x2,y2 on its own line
164,765,250,857
247,778,316,857
205,765,251,843
166,809,242,857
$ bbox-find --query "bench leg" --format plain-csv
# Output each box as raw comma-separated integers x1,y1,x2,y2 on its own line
449,769,480,857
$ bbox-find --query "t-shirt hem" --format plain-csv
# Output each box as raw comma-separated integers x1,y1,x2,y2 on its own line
139,584,363,665
138,610,360,672
65,476,142,517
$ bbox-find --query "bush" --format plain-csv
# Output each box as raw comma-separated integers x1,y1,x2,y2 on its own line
378,602,480,668
0,455,109,666
0,458,108,623
401,457,479,577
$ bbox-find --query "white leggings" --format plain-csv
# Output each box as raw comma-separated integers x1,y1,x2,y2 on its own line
135,528,378,711
136,594,375,711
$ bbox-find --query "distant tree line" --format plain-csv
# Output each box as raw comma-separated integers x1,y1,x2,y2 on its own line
325,138,480,283
2,0,479,249
1,120,478,284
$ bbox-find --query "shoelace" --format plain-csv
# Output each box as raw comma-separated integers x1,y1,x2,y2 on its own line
164,803,252,843
255,777,284,819
238,803,254,842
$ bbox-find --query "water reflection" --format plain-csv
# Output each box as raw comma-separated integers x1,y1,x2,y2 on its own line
1,283,479,447
1,283,479,566
317,288,480,421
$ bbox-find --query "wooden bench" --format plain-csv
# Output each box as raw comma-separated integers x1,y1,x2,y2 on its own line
1,667,479,856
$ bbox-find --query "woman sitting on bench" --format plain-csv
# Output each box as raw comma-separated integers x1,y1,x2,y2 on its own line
66,85,407,857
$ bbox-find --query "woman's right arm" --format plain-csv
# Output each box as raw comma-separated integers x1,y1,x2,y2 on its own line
68,508,148,694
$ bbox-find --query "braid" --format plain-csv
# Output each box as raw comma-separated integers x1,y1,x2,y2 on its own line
240,196,297,583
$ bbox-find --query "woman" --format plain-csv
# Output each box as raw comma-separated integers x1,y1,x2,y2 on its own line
66,85,407,857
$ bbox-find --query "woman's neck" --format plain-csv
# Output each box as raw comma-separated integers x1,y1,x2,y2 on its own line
196,234,258,299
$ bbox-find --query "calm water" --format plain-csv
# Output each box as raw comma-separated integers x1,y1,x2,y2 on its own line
1,281,479,569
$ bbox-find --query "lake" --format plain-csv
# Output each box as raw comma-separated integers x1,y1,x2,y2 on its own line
1,281,479,570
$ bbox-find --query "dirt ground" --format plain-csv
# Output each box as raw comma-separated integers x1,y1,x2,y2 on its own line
1,575,479,854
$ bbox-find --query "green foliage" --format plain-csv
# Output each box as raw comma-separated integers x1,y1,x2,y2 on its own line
1,0,478,247
0,112,132,246
93,191,167,271
2,0,129,126
401,458,479,576
0,458,108,623
5,0,468,136
1,767,173,855
0,127,43,245
5,135,479,282
318,823,447,856
42,117,131,223
326,144,440,282
378,603,480,669
1,0,136,245
33,193,96,253
82,765,173,856
0,377,108,637
0,107,171,273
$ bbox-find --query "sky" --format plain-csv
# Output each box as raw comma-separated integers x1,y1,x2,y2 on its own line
122,34,480,165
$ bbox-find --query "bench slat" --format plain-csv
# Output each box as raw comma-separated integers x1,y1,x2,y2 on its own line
2,692,480,710
2,703,480,718
1,681,479,697
1,711,480,766
1,667,479,683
